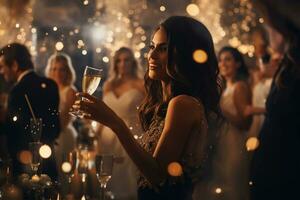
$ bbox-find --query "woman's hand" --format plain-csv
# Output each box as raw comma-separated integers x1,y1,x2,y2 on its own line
72,93,121,130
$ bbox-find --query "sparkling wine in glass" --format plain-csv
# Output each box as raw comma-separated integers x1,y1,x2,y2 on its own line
95,155,113,200
69,66,103,117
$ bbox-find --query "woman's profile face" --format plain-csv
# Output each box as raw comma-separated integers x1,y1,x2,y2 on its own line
148,28,169,81
49,60,67,85
218,51,240,79
116,52,133,76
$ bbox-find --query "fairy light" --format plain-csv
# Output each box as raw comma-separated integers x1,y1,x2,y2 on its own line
215,187,222,194
82,50,88,55
83,0,89,6
160,5,166,12
39,144,52,159
96,48,101,53
53,26,58,31
102,56,109,63
62,162,72,173
186,4,200,16
13,116,18,122
15,23,20,28
167,162,183,177
246,137,260,151
193,49,208,64
55,42,64,51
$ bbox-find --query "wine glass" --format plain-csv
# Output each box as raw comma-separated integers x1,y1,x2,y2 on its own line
61,151,77,196
28,142,42,176
95,154,114,200
69,66,103,118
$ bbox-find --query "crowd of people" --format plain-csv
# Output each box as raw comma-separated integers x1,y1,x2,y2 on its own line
0,0,299,199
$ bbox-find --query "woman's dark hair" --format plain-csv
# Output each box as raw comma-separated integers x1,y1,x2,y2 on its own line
0,43,34,70
139,16,222,131
108,47,139,86
218,46,249,83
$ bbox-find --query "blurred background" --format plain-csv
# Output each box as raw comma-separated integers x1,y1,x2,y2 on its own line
0,0,262,92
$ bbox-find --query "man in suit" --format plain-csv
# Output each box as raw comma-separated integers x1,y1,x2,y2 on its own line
0,43,60,181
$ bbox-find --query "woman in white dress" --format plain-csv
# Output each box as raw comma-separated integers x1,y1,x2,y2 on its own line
215,46,252,200
98,47,144,200
45,53,78,174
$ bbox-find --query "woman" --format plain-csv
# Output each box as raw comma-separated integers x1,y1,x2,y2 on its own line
216,46,252,200
250,1,300,199
98,47,144,199
74,16,222,199
45,53,78,172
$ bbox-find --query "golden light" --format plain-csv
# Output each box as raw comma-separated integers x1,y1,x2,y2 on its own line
55,42,64,51
96,48,101,53
126,32,133,39
61,162,72,173
53,26,58,31
186,4,200,16
167,162,183,177
83,0,89,5
160,6,166,12
82,50,88,55
102,56,109,63
134,52,141,59
16,23,20,28
31,28,37,34
193,49,208,64
215,187,222,194
39,144,52,159
31,174,40,182
246,137,259,151
13,116,18,122
19,150,32,164
134,135,138,140
259,18,264,23
41,83,47,88
249,181,253,186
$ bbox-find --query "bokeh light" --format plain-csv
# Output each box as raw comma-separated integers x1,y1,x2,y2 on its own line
193,49,208,64
186,4,200,16
39,144,52,159
246,137,260,151
167,162,183,177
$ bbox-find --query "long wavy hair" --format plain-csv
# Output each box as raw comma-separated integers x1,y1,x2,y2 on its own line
45,53,76,86
108,47,140,87
139,16,222,131
218,46,249,85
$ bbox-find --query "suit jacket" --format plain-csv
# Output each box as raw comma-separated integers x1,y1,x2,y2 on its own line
4,71,60,180
250,57,300,200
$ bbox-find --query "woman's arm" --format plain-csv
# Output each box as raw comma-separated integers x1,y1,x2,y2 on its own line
74,94,203,186
223,81,252,130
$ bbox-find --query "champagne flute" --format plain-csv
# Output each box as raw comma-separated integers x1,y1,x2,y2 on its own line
95,155,114,200
28,142,42,176
69,66,103,118
61,151,77,196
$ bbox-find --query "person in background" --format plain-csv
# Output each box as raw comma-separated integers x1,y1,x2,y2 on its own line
0,43,60,181
250,0,300,199
96,47,144,200
73,16,222,199
45,53,78,181
215,46,252,200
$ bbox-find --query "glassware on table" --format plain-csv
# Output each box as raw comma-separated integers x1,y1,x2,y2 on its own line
28,142,42,176
69,66,103,118
78,146,91,200
62,151,77,183
95,154,114,200
29,118,43,142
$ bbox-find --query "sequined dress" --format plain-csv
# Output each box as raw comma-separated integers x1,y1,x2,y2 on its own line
137,111,209,200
